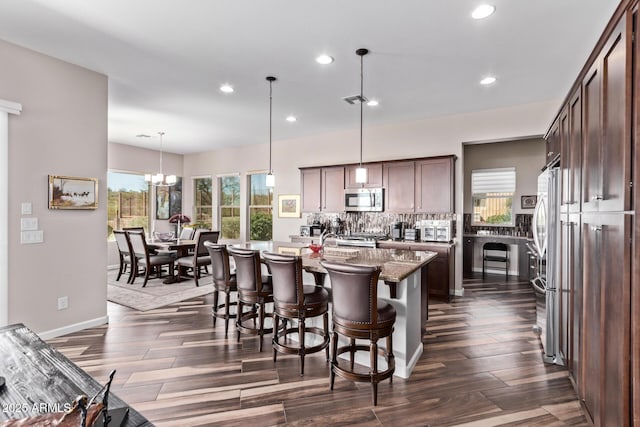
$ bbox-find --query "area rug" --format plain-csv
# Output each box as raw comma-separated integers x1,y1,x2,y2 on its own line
107,270,213,311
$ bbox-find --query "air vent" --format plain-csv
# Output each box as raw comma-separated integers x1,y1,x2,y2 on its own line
343,94,369,105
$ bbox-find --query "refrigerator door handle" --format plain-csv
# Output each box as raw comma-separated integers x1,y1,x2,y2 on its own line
532,195,546,257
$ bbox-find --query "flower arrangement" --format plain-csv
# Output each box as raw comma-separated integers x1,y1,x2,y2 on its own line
169,214,191,237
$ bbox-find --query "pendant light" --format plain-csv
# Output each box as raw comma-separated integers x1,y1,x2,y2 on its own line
265,76,276,188
144,131,177,186
355,48,368,184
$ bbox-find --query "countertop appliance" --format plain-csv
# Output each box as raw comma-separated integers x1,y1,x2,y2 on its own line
392,221,406,241
420,220,453,243
300,224,323,237
344,188,384,212
531,167,562,365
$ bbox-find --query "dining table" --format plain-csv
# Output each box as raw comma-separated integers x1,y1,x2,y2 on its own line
232,240,437,378
146,239,196,283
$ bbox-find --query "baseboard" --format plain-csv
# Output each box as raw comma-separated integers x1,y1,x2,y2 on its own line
453,288,464,297
107,264,119,271
38,315,109,340
472,268,517,276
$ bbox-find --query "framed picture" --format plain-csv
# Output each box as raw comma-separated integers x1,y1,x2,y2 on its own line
278,194,301,218
156,186,170,220
169,176,183,217
521,195,537,209
48,175,98,210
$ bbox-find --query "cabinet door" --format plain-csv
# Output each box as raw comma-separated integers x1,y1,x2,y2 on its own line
582,213,631,425
345,163,383,189
384,161,415,212
321,167,345,212
300,168,321,213
560,106,570,209
568,214,582,392
568,88,582,213
414,157,454,213
546,118,560,166
419,245,451,301
558,213,571,370
582,20,630,213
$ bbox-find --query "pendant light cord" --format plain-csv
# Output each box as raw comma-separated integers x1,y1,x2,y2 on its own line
269,79,273,174
158,131,165,175
359,53,364,168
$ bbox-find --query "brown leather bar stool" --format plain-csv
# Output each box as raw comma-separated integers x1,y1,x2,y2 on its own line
263,252,330,375
204,242,237,338
320,261,396,406
227,247,275,352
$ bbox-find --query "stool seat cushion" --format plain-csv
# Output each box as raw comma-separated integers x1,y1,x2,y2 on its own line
302,285,329,306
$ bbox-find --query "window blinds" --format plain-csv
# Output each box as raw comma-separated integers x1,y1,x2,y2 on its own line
471,167,516,194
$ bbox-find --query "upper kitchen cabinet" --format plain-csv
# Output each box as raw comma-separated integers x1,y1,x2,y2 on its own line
581,18,631,213
322,166,345,212
300,166,345,213
568,88,582,214
546,118,561,167
300,168,322,212
414,156,455,213
345,163,383,189
384,160,416,212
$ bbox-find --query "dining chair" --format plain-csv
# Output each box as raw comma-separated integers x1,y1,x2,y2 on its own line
320,260,396,406
227,247,275,352
113,230,135,284
127,230,176,287
176,230,219,286
204,242,237,338
482,242,509,279
179,227,194,240
263,252,330,375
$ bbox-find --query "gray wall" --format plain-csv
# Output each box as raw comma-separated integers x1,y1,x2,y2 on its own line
0,39,108,336
463,138,546,214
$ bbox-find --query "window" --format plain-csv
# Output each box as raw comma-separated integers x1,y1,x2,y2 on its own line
107,171,150,239
248,173,273,241
219,175,240,240
193,177,212,229
472,167,516,226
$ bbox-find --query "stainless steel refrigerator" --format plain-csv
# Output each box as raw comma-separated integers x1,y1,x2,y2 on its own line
531,167,562,365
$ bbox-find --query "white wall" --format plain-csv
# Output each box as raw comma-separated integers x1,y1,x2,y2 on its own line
182,100,559,294
0,39,108,336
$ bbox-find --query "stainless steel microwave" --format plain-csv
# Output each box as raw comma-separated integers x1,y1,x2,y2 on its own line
344,188,384,212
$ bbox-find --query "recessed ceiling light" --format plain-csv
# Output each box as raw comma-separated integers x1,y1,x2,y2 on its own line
286,115,297,122
472,4,495,19
220,84,234,93
480,76,497,85
367,100,379,107
316,54,334,65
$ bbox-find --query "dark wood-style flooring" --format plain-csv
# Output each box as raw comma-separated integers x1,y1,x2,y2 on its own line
47,274,588,426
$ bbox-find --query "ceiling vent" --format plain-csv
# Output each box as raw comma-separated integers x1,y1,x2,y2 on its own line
343,94,369,105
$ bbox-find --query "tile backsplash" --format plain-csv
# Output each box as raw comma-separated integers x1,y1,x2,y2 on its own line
306,212,457,236
462,213,532,237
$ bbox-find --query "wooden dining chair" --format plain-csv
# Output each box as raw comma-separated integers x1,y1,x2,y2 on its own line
113,230,136,284
176,230,220,286
127,230,176,287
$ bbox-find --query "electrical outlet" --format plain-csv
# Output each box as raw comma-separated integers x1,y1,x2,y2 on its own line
57,296,68,310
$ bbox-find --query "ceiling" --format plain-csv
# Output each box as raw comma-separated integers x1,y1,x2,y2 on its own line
0,0,620,154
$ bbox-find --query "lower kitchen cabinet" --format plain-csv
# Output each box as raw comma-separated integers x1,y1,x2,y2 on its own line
463,237,474,278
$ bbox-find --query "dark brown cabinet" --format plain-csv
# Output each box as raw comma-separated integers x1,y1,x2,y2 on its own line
546,118,560,165
301,168,321,213
414,156,455,213
581,213,631,426
383,161,415,213
420,244,454,301
301,166,345,213
582,19,630,213
345,163,383,189
321,166,345,212
568,88,582,213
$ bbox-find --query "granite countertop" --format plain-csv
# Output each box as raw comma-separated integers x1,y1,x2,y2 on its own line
235,241,437,284
377,240,456,248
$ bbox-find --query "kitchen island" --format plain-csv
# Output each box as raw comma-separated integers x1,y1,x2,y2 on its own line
234,241,437,378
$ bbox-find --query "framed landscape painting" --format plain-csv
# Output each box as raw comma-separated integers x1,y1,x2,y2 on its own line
48,175,98,210
278,194,300,218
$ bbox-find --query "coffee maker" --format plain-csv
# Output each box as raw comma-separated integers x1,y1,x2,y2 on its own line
392,221,406,241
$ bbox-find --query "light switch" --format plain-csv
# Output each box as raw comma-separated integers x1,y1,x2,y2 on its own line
21,217,38,231
21,230,44,244
21,202,32,215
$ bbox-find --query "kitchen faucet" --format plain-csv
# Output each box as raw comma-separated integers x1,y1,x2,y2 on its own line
320,230,338,247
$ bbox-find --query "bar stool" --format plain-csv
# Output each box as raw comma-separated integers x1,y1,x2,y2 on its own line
204,242,237,338
227,247,275,352
482,242,509,279
263,252,330,375
320,261,396,406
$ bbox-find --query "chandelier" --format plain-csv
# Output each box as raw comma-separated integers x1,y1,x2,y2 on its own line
144,131,176,186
